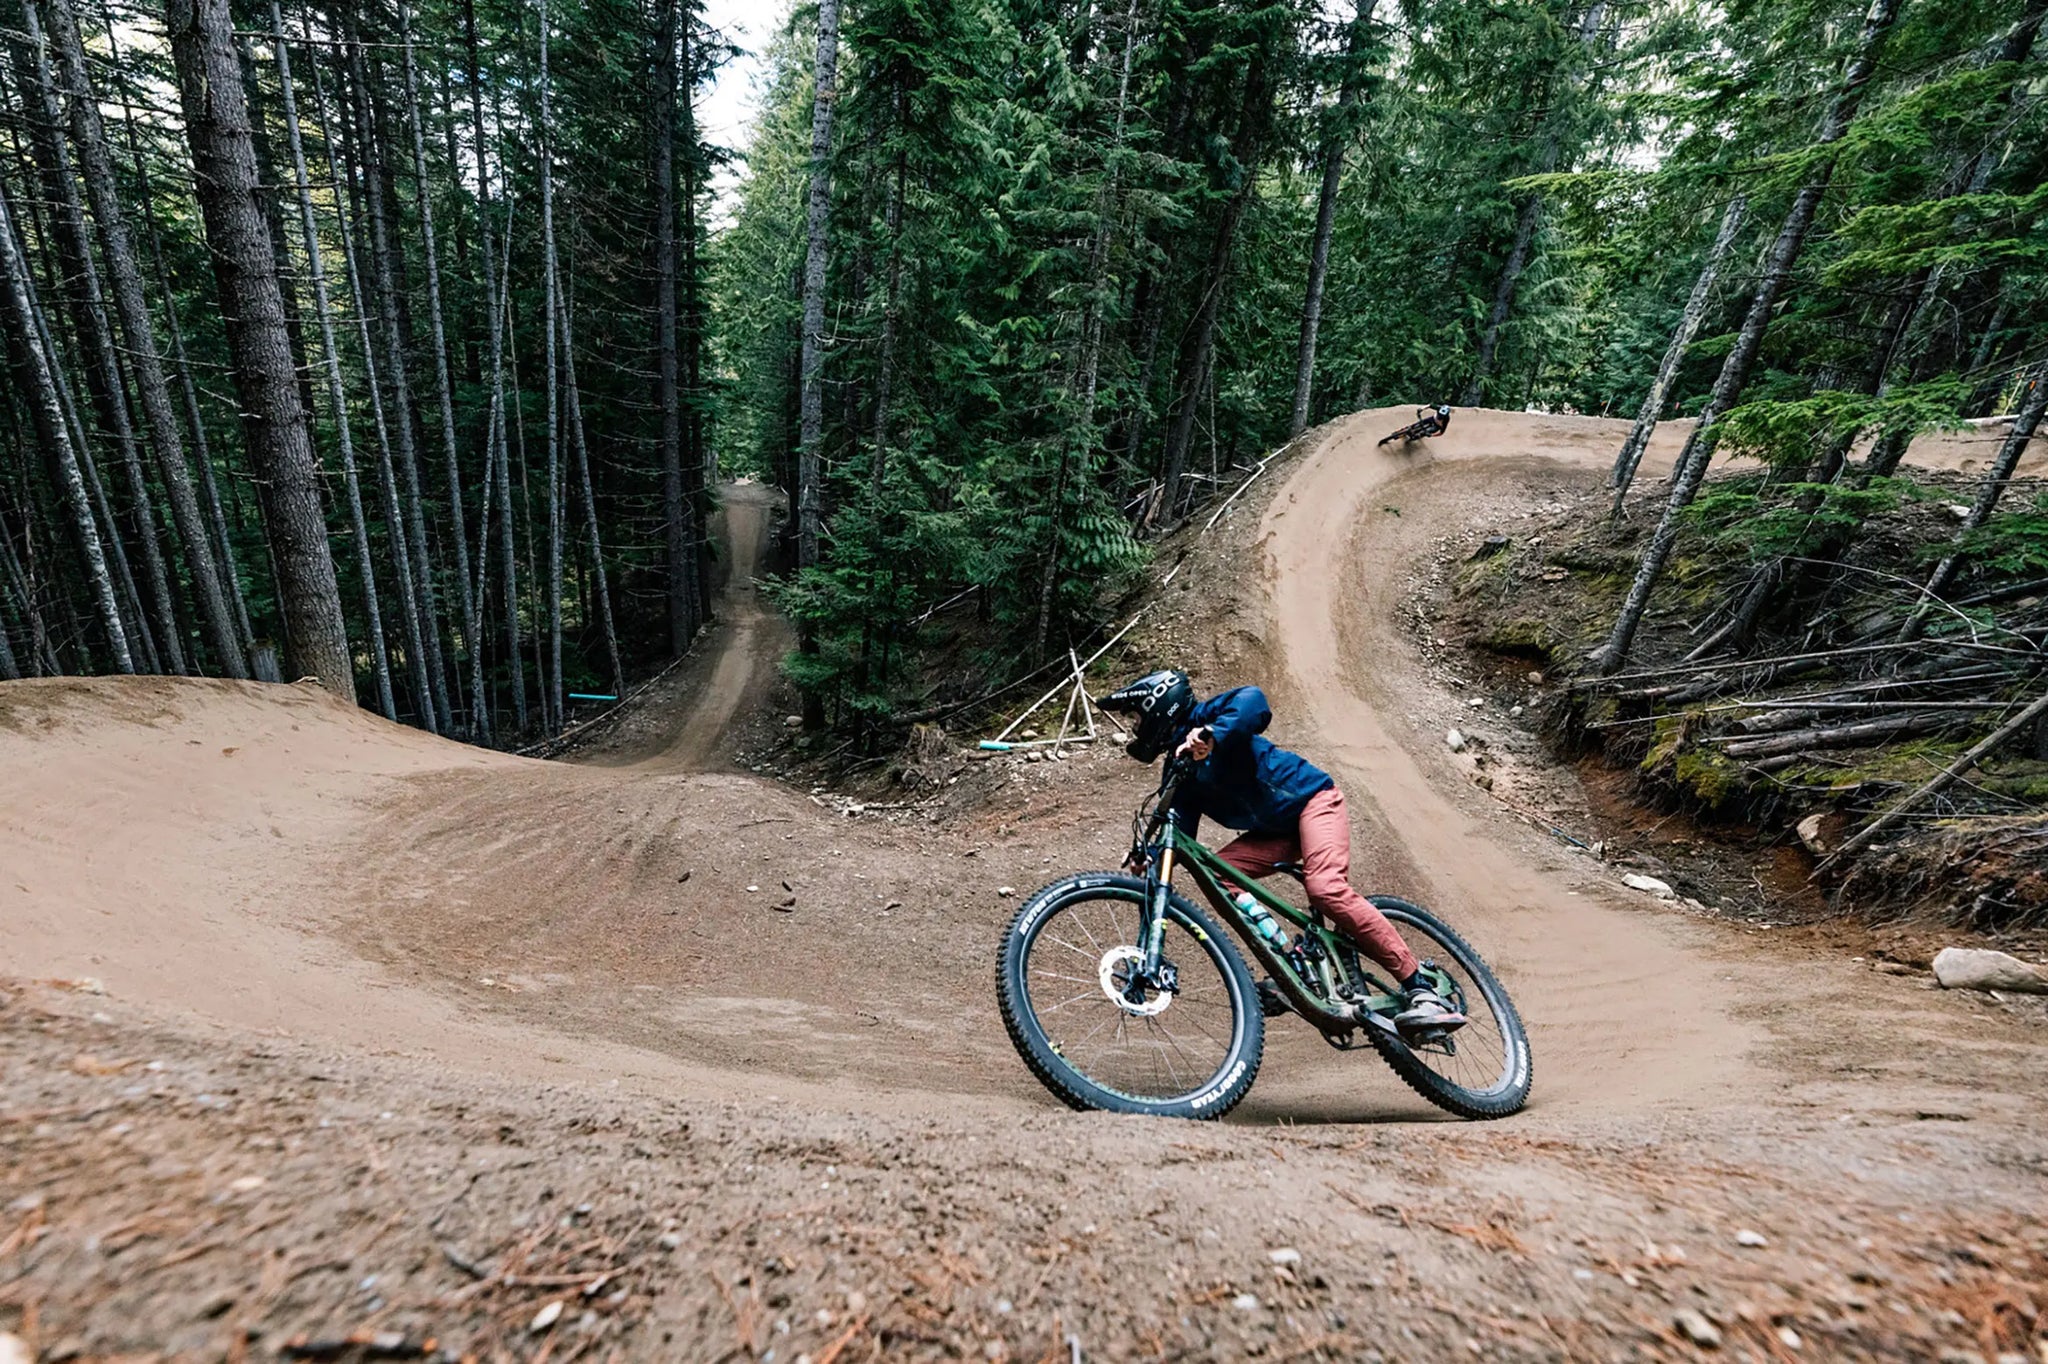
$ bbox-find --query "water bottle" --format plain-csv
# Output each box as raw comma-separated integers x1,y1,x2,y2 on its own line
1234,891,1289,950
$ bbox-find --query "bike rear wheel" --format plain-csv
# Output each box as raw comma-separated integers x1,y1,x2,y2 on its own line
1360,897,1532,1119
998,873,1263,1119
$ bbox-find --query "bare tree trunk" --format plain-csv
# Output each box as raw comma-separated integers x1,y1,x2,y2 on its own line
45,0,245,677
167,0,352,699
557,284,623,699
679,11,710,619
1033,0,1138,660
396,0,487,741
0,586,18,678
1291,0,1375,439
0,170,131,671
463,0,524,736
313,35,436,729
1610,194,1747,503
504,246,548,736
1463,164,1549,409
797,0,841,572
1859,0,2044,480
22,0,184,673
234,30,321,442
1465,2,1606,407
791,0,842,731
349,25,450,728
100,6,261,657
13,202,155,667
1587,0,1902,676
1901,365,2048,635
539,0,565,731
1161,48,1277,517
870,102,904,497
0,491,58,674
653,0,694,655
270,0,394,719
494,207,526,735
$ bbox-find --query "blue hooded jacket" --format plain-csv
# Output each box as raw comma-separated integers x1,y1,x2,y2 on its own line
1166,686,1333,837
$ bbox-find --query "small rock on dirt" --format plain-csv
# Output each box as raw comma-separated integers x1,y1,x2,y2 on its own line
997,886,1016,898
1232,1293,1262,1312
1469,535,1510,560
0,1332,28,1364
784,715,803,729
1622,873,1676,900
1673,1308,1721,1348
531,1301,564,1333
1446,729,1468,752
1795,813,1831,856
1932,947,2048,994
1735,1229,1768,1248
1267,1248,1301,1266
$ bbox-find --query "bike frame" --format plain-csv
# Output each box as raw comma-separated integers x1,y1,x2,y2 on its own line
1138,809,1411,1032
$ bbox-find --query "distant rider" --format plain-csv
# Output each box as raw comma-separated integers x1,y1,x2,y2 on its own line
1102,670,1465,1035
1420,402,1452,437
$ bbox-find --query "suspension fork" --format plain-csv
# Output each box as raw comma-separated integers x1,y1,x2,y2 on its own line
1139,822,1178,976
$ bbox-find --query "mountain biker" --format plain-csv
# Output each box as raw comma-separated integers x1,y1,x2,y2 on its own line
1102,670,1466,1035
1420,402,1452,437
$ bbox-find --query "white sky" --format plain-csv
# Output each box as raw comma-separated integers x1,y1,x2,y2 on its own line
698,0,778,215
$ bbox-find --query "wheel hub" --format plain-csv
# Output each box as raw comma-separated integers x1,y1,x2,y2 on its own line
1097,946,1173,1017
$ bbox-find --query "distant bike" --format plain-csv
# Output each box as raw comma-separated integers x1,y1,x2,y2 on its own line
1378,404,1452,446
996,756,1532,1121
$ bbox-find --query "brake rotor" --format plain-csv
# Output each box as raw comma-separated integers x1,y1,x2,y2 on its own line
1097,945,1172,1017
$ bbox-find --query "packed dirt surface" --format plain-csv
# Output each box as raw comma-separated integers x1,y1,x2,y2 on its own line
564,480,794,774
4,420,2046,1363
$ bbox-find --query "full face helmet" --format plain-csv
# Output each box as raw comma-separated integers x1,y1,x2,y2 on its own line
1101,669,1196,762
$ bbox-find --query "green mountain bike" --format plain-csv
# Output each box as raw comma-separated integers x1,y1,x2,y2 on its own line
997,758,1532,1121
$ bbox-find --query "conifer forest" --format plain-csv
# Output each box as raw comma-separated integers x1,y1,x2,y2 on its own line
0,0,2042,741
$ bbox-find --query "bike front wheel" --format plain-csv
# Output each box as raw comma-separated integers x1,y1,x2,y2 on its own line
1361,896,1532,1119
997,873,1263,1119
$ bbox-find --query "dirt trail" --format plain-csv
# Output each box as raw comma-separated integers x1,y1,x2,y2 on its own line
573,479,792,773
5,413,2047,1361
1261,410,1754,1112
4,414,2040,1116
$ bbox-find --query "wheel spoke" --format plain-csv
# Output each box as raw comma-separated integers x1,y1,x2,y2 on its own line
1015,891,1251,1105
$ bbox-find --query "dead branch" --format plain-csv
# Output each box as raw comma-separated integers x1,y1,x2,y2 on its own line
1818,688,2048,872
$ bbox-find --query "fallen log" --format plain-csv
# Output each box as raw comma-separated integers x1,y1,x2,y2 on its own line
1717,710,1959,759
1728,699,2010,735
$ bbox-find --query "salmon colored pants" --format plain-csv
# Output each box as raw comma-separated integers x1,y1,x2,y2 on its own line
1216,786,1420,980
